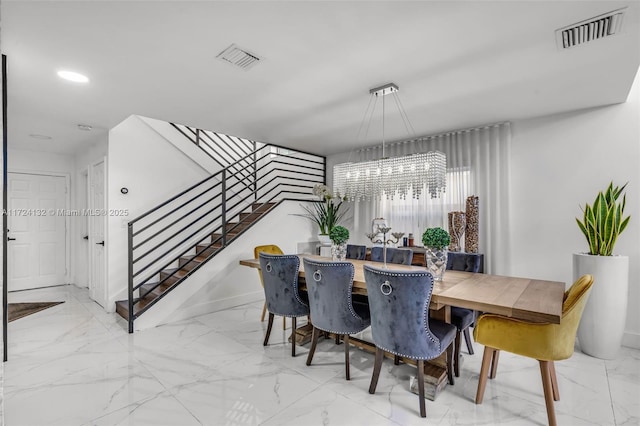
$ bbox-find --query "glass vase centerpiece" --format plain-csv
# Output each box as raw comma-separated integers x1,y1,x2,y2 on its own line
366,226,404,268
294,184,349,246
422,227,451,281
329,226,350,261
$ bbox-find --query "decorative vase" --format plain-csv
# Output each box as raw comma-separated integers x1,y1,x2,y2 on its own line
448,211,466,252
331,243,347,261
426,247,448,281
574,253,629,359
318,234,331,246
465,196,479,253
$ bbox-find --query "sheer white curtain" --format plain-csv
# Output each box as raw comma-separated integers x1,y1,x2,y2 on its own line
348,122,511,274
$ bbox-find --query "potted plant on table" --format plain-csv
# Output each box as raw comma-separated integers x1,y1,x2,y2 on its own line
329,225,350,261
574,182,631,359
422,227,451,281
296,184,348,246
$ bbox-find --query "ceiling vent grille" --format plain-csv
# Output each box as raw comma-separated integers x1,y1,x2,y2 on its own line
556,8,625,49
216,44,261,70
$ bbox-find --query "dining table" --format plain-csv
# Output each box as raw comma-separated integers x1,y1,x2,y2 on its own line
240,254,564,324
240,254,565,399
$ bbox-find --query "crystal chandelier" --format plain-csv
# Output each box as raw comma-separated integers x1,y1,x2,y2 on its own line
333,83,446,201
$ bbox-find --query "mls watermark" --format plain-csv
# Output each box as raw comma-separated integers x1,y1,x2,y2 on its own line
3,209,129,217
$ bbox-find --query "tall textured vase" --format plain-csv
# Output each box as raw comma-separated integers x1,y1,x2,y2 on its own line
448,211,465,252
574,253,629,359
465,196,479,253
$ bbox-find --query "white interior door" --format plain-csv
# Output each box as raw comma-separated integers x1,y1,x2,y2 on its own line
7,172,67,291
88,159,107,307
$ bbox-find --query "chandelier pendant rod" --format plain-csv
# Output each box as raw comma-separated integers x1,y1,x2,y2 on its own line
382,92,385,158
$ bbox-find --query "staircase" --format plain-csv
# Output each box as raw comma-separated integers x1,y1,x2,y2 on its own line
117,124,325,332
115,201,276,321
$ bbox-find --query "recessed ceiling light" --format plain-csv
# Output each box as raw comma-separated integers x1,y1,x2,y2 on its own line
77,124,93,131
29,134,52,140
57,70,89,83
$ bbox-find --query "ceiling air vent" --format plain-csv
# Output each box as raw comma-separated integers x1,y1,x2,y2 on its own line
216,44,261,70
556,8,625,49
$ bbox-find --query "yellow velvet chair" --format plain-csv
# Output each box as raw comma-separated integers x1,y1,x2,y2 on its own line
254,245,287,329
474,274,594,426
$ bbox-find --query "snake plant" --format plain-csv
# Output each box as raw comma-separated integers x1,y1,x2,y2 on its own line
576,182,630,256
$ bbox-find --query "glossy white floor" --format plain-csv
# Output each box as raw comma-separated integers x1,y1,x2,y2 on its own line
2,284,639,426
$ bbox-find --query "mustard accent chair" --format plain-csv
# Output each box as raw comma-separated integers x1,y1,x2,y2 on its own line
474,274,594,426
254,245,286,329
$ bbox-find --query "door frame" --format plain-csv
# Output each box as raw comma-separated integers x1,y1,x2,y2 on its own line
7,169,71,287
88,157,108,307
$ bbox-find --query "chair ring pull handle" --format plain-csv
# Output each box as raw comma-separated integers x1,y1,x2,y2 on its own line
381,280,392,295
265,262,272,273
313,270,322,282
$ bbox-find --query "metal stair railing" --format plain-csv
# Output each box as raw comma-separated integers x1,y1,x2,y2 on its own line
126,142,325,332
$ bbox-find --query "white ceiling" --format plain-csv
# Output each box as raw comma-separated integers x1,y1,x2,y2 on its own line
3,1,639,156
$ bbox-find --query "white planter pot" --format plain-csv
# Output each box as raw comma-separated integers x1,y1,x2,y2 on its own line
573,253,629,360
318,234,331,246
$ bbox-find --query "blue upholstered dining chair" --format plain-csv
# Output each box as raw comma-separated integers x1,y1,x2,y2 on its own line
303,258,371,380
364,265,456,418
259,253,310,357
345,244,367,260
370,247,413,265
446,252,484,376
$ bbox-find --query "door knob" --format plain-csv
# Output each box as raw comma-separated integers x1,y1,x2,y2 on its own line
96,241,105,246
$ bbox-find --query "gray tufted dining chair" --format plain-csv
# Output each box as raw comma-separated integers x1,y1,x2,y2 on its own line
259,253,310,357
364,265,456,418
345,244,367,260
303,258,371,380
370,247,413,265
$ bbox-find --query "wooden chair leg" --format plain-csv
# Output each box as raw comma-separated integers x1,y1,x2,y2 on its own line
417,359,426,418
335,334,341,345
306,326,320,366
489,349,500,379
454,330,462,377
260,302,267,322
394,355,400,365
283,316,286,330
369,347,384,394
446,342,455,385
344,334,350,380
539,360,558,426
291,317,297,357
263,312,274,346
475,346,494,404
463,327,475,355
549,361,560,401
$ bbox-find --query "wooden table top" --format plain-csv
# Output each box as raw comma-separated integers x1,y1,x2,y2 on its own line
240,254,564,324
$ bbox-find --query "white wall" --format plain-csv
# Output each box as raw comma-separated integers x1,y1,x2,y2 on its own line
107,115,212,311
509,71,640,348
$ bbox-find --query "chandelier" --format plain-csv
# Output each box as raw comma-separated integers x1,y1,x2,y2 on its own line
333,83,446,201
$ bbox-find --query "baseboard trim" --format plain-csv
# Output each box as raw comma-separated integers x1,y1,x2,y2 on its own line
622,331,640,349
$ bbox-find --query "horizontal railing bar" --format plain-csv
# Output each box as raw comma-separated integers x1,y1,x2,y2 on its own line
133,205,223,268
133,216,225,281
132,181,223,238
176,124,226,168
132,191,222,250
129,170,224,226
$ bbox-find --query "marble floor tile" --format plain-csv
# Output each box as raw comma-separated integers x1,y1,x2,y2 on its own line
2,284,639,426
